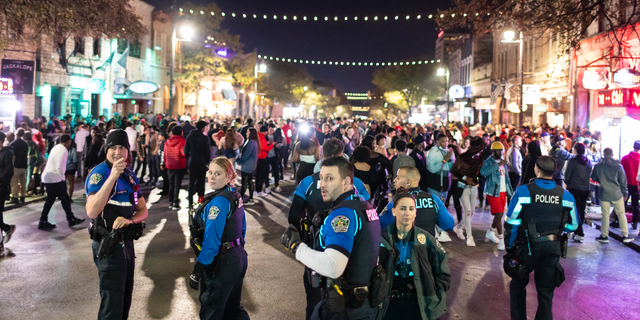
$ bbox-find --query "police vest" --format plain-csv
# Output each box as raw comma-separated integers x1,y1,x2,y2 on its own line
523,182,565,235
315,197,381,287
190,188,244,256
92,165,138,231
305,172,332,217
408,188,439,237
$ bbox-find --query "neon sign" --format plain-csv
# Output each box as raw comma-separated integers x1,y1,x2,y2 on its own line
612,68,640,88
0,78,13,94
597,88,640,108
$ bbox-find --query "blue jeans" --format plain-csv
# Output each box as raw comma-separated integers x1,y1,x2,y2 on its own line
428,187,447,201
26,166,35,194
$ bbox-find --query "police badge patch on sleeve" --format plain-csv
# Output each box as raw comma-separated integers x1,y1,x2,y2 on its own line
89,173,103,185
208,206,221,220
331,215,350,233
417,233,426,244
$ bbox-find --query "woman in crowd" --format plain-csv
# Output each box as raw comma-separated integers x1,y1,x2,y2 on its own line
520,140,542,185
274,127,285,181
344,126,359,157
361,135,392,205
220,128,241,165
292,129,319,185
65,141,79,200
31,131,47,195
351,146,377,196
24,131,38,196
375,134,389,158
564,142,592,242
85,129,105,174
237,128,259,205
446,143,464,225
378,188,450,320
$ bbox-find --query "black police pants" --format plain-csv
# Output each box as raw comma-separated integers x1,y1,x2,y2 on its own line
383,298,421,320
188,165,207,207
40,181,75,222
92,240,135,320
569,188,590,236
303,267,323,320
311,298,377,320
510,242,561,320
168,168,185,206
199,248,250,320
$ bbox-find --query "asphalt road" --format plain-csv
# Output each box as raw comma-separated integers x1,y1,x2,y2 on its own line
1,172,639,320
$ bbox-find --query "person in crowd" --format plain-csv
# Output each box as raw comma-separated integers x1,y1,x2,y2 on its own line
549,135,574,186
239,118,254,139
255,126,275,196
451,136,487,247
237,128,259,205
24,131,38,196
620,140,640,231
591,147,634,244
0,132,16,257
316,123,332,147
182,119,195,138
506,135,523,192
352,146,377,196
476,134,492,211
75,123,90,180
39,135,85,230
65,140,79,200
392,139,415,180
266,124,283,193
292,127,319,185
446,143,464,225
185,121,211,210
135,125,147,180
410,135,429,194
9,128,28,204
377,188,450,320
426,133,455,200
164,126,187,210
220,128,241,165
31,131,46,195
124,122,137,170
479,142,514,250
564,142,593,242
375,134,388,158
361,135,393,205
539,131,551,156
145,125,160,186
158,132,169,197
521,140,542,186
366,120,381,137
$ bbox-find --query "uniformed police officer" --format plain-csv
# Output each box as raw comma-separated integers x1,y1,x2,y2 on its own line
504,156,578,320
85,129,149,320
281,156,381,320
288,138,371,320
188,157,250,320
380,167,454,236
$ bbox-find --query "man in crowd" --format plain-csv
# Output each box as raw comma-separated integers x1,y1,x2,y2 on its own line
74,123,90,181
391,139,414,180
426,133,455,200
145,125,160,186
9,128,28,204
621,140,640,230
184,120,211,210
0,132,16,257
506,135,523,193
410,134,429,193
124,122,138,171
550,135,574,186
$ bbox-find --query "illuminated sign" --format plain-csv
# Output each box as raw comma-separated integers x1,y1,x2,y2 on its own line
582,71,607,90
523,85,540,104
129,81,159,94
0,78,13,94
612,68,640,88
448,85,465,99
596,88,640,108
438,30,444,38
351,106,370,112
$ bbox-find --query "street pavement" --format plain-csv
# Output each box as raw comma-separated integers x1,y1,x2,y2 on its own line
1,171,639,320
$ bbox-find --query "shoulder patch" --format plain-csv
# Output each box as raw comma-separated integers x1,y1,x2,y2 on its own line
208,206,221,220
331,215,350,233
436,239,446,253
417,233,426,244
89,173,103,185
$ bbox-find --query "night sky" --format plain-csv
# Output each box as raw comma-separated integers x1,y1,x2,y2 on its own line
146,0,452,93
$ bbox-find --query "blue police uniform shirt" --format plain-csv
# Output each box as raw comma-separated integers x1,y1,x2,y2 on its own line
395,238,414,277
318,193,362,257
197,186,247,266
505,179,579,247
85,162,142,201
294,175,371,201
379,193,454,230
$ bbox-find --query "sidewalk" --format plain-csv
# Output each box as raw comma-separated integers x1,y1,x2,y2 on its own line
3,193,47,212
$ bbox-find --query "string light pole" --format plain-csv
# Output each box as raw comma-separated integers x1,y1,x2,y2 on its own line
252,49,267,119
502,30,524,127
169,12,193,115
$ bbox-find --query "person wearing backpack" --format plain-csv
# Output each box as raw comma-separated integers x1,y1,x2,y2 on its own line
377,188,450,320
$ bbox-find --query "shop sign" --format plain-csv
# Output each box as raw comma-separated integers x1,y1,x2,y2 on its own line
535,105,548,112
448,85,465,99
596,88,640,108
612,68,640,88
0,78,13,94
523,85,540,104
130,81,159,94
582,71,607,90
507,102,528,113
88,79,106,94
351,106,370,112
1,59,35,94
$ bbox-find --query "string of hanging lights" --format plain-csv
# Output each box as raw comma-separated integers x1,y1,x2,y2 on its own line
256,54,441,67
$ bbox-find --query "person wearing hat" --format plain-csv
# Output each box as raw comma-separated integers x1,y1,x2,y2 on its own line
539,132,551,156
620,140,640,230
480,142,514,250
85,129,149,319
409,134,429,192
549,135,574,186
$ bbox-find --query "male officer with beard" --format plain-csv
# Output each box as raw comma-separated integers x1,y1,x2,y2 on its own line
282,156,380,320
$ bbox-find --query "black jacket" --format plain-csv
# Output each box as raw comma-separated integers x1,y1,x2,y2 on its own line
184,130,211,168
0,147,14,189
182,122,195,138
10,138,28,169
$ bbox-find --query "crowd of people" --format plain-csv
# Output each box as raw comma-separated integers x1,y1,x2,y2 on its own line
1,110,639,319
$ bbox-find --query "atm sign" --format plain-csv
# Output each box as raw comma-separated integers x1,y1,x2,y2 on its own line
597,89,640,108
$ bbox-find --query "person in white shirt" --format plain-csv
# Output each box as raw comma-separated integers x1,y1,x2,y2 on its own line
38,134,85,230
124,122,138,170
74,124,90,181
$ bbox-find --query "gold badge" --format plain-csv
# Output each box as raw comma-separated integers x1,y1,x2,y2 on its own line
417,233,426,244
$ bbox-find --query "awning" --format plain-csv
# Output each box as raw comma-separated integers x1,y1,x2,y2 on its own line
221,89,237,101
113,93,162,101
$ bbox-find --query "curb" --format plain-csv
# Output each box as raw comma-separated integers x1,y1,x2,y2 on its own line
592,221,640,253
3,196,47,212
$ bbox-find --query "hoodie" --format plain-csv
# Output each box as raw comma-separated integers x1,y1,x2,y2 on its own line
620,151,640,187
258,132,273,159
591,157,628,201
550,145,574,180
164,135,186,170
184,129,211,168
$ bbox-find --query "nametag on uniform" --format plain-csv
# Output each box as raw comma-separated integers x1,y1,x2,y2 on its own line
365,208,379,222
415,197,434,209
535,194,560,204
317,180,321,189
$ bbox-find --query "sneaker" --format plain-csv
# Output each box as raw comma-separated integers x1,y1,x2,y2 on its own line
498,237,505,251
486,229,499,243
453,223,465,240
438,231,452,242
573,235,584,242
171,204,180,211
610,221,620,228
3,225,16,244
7,198,18,204
68,217,86,227
623,236,634,244
246,199,255,205
169,204,174,209
275,186,283,193
633,223,638,230
19,197,25,203
596,235,609,243
257,192,267,197
38,221,56,231
264,188,271,194
466,237,476,247
254,191,261,198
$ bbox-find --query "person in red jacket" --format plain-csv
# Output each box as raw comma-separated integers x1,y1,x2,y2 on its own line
164,126,187,210
621,140,640,230
255,125,274,196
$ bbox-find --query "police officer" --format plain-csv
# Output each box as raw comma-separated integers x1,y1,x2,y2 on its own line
288,138,371,320
504,156,578,320
85,129,149,320
380,167,454,236
281,156,380,320
188,157,250,320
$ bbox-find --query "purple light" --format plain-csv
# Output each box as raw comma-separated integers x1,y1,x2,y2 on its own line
147,100,152,105
204,44,212,48
216,49,227,57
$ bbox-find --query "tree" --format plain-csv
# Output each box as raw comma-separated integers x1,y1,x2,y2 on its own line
1,0,147,68
372,60,442,115
177,53,230,106
260,61,314,106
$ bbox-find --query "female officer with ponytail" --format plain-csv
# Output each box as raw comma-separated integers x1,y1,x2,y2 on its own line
378,188,451,320
188,157,250,320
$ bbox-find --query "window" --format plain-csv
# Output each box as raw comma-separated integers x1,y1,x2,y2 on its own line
129,39,141,58
117,39,128,54
93,38,101,57
74,38,85,55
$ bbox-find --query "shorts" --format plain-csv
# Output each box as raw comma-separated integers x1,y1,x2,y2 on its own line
65,170,77,176
486,192,507,215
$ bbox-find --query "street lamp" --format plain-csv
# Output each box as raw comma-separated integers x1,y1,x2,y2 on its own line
253,49,267,118
502,29,524,127
169,18,193,115
437,67,450,122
